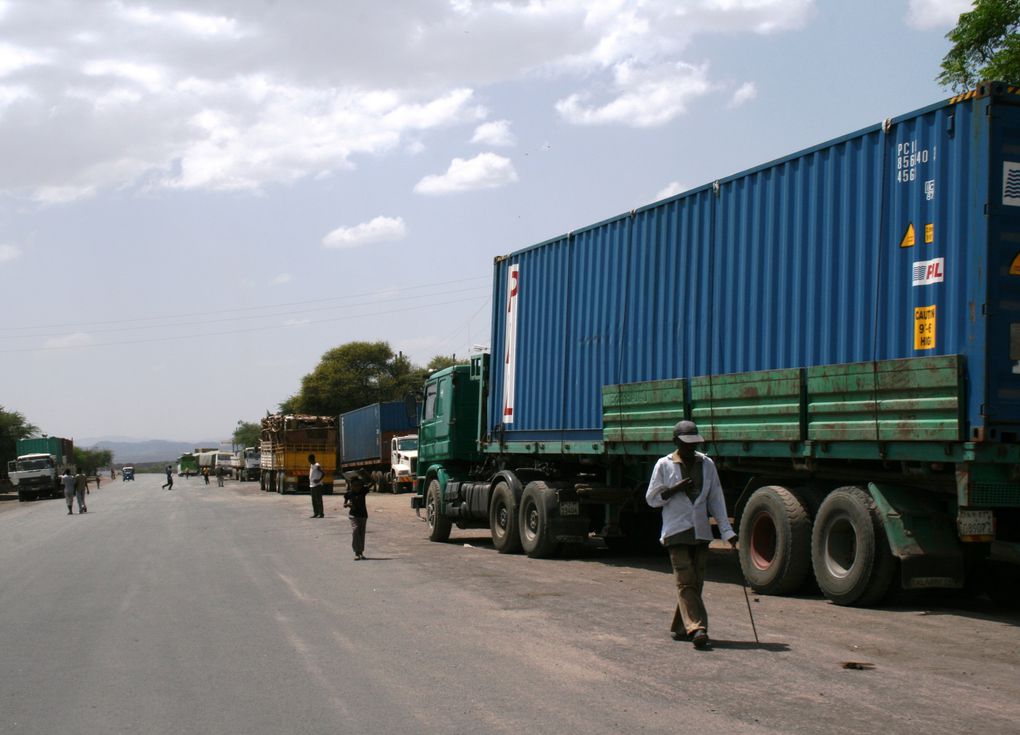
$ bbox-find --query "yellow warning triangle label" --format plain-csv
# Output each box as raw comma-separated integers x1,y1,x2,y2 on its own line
900,224,916,248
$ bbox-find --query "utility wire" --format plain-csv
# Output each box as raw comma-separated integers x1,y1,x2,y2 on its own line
0,274,490,333
0,294,489,354
4,286,490,341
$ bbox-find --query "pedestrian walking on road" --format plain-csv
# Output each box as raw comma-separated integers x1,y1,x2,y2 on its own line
307,454,324,518
162,464,174,490
73,470,89,514
343,471,369,560
94,473,100,489
216,465,225,487
202,467,210,485
61,469,76,515
646,420,737,650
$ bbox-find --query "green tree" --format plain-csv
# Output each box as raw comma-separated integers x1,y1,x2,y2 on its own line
0,406,39,470
73,447,113,473
939,0,1020,90
426,354,460,372
284,341,428,417
233,420,261,448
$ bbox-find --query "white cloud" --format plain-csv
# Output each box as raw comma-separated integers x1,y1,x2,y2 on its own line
0,243,22,263
0,1,814,199
414,152,518,195
44,332,94,349
906,0,971,30
322,216,408,249
0,42,48,77
556,60,712,127
271,273,292,285
471,120,516,147
728,81,757,108
655,181,688,200
115,4,244,39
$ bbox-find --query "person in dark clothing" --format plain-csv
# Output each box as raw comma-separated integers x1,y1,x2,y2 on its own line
343,471,369,560
202,467,210,485
162,464,174,490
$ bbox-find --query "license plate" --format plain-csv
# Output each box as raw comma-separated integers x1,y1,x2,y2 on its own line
559,501,580,516
958,509,994,540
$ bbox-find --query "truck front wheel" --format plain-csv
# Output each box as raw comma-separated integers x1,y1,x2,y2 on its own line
811,486,896,606
738,485,812,595
519,481,559,558
489,481,522,554
426,479,452,542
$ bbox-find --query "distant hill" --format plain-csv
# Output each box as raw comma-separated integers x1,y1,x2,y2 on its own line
85,439,221,464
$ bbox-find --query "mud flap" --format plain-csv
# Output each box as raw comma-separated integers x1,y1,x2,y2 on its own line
868,483,965,590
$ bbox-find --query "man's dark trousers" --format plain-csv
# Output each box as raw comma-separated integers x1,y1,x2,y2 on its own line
310,484,324,517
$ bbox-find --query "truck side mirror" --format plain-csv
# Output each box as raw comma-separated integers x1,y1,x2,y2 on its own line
404,391,419,427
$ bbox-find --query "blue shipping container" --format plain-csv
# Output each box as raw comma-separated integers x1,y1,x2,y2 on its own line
339,402,416,464
487,83,1020,447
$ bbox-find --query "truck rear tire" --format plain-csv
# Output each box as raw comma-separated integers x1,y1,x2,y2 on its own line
738,486,812,595
489,481,522,554
426,479,452,542
520,481,560,558
811,486,895,606
17,489,28,502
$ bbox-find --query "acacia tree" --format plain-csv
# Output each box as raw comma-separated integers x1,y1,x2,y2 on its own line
284,341,428,417
0,407,39,470
939,0,1020,90
233,421,261,448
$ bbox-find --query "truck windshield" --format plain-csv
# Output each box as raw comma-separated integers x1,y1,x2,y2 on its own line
17,458,53,471
397,438,418,451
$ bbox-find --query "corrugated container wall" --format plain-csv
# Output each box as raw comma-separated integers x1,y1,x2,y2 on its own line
488,85,1020,446
339,402,416,463
16,437,73,462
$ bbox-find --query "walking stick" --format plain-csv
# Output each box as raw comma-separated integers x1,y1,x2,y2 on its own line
735,544,760,644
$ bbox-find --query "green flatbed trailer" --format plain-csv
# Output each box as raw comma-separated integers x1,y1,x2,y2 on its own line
414,354,1020,606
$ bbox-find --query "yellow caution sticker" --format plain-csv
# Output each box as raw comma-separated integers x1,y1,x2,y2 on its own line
914,305,936,350
1010,253,1020,275
924,223,934,244
900,223,916,248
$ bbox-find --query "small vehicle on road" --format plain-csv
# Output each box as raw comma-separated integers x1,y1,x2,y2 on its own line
122,466,135,481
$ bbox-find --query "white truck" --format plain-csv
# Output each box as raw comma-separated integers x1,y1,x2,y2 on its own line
8,436,75,502
388,434,418,493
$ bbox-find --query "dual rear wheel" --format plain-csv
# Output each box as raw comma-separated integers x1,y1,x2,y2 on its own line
739,484,897,606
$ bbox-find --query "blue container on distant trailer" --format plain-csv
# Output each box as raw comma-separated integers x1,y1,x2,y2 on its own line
487,82,1020,447
339,401,416,464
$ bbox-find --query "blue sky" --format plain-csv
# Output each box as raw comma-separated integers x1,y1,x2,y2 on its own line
0,0,974,442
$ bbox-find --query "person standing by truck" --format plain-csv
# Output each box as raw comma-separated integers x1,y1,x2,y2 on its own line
61,469,76,515
646,420,737,650
308,454,324,518
343,471,369,560
73,469,89,514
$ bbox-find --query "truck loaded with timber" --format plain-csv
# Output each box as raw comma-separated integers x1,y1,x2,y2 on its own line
412,83,1020,606
259,414,336,495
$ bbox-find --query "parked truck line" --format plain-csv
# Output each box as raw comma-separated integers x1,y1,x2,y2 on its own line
413,82,1020,607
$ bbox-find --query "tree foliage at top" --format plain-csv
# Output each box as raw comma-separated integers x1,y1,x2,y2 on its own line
283,341,429,417
74,447,114,473
939,0,1020,90
0,406,39,470
233,421,262,448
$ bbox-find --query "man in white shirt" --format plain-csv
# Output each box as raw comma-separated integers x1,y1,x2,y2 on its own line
646,420,737,649
308,453,325,518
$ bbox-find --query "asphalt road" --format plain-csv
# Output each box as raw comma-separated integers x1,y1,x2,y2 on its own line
1,475,1018,735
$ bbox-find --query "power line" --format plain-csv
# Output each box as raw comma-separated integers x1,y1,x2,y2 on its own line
3,285,490,340
0,294,490,354
0,274,491,333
